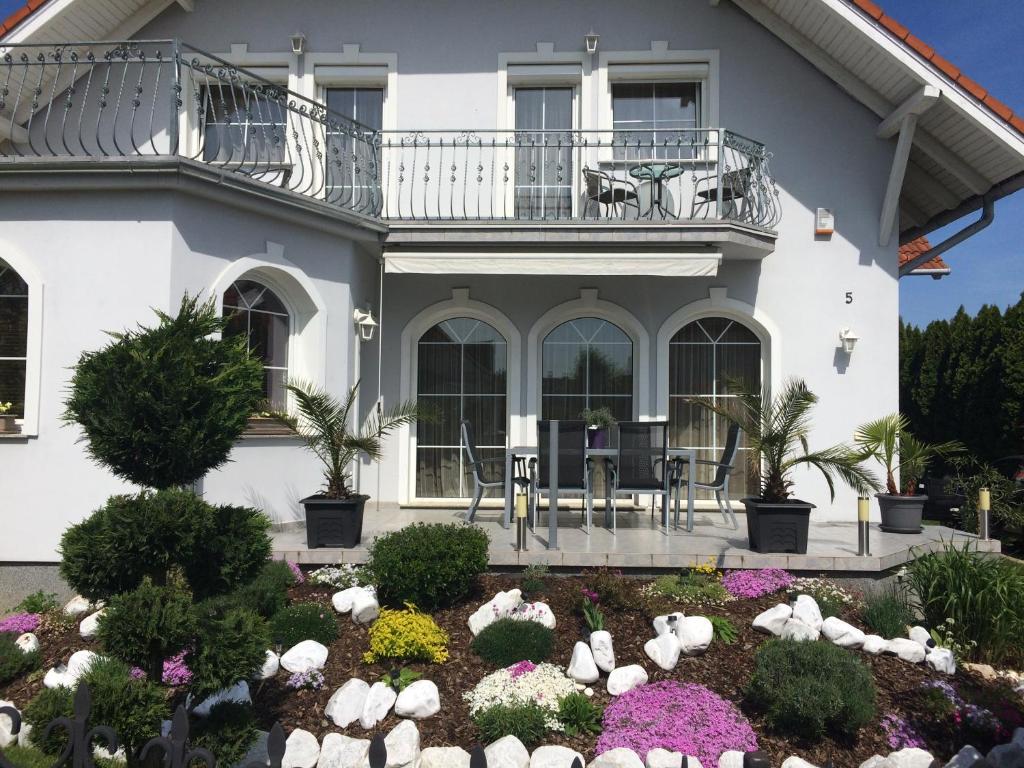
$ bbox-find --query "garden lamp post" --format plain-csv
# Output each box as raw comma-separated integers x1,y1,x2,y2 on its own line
978,486,991,540
857,495,871,556
515,488,528,551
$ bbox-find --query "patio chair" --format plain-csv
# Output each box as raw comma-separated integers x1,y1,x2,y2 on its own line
528,420,594,533
607,421,672,533
582,167,640,220
674,423,742,529
690,167,751,221
461,419,525,523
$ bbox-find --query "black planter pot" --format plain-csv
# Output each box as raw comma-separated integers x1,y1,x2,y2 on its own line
877,493,926,533
742,498,814,554
301,494,368,548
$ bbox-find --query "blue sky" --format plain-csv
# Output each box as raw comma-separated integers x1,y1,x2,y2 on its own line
1,0,1020,325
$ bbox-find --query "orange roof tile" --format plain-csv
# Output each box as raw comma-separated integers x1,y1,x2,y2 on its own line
899,236,950,273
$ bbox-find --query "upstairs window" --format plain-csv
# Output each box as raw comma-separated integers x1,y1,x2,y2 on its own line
201,84,287,164
325,88,383,207
612,81,700,159
0,258,28,418
514,87,574,219
222,279,290,410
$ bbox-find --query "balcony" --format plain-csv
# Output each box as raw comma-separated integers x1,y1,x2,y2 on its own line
0,40,780,237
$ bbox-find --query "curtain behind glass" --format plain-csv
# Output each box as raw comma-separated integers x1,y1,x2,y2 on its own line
0,259,27,417
542,318,632,422
515,88,573,219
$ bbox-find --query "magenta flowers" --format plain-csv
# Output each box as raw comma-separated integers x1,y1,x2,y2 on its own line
597,681,758,767
162,651,193,686
287,561,305,584
0,612,41,633
721,568,794,599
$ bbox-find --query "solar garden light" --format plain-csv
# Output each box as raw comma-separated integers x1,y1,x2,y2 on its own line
978,486,991,540
857,495,871,556
515,489,528,551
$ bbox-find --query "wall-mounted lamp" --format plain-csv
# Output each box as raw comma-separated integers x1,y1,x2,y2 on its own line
839,327,859,355
584,30,600,54
354,308,377,341
290,33,307,55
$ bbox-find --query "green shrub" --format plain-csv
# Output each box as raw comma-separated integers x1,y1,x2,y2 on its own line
472,702,549,748
0,632,40,685
268,603,338,649
745,639,877,741
521,564,549,597
23,687,74,756
228,560,296,618
16,591,59,615
63,295,263,490
708,616,738,644
557,692,603,737
471,618,554,667
581,567,631,610
97,577,196,680
189,702,258,768
188,607,270,699
186,504,272,601
862,583,915,638
367,523,488,609
646,571,730,608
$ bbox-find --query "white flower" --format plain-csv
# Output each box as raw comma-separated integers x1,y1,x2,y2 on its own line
464,663,576,730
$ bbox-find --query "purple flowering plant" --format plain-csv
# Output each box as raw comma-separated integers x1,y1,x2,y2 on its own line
286,669,325,691
882,714,927,750
721,569,794,599
162,651,193,686
287,561,305,584
508,660,537,679
0,612,41,633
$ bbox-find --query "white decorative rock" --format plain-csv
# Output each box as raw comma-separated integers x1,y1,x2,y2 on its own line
781,618,820,643
45,650,99,688
719,751,745,768
331,586,369,614
926,648,956,675
909,626,933,650
360,682,397,729
653,613,685,637
886,748,937,768
17,722,33,749
676,616,713,656
0,701,18,749
280,640,329,674
644,634,681,671
15,633,39,654
258,650,280,680
326,679,370,728
888,638,927,664
781,758,819,768
791,595,823,631
752,604,792,636
317,733,369,768
589,748,645,767
283,729,320,768
485,735,531,768
590,630,616,673
395,680,441,719
44,666,68,689
421,747,471,768
944,746,985,768
646,749,685,768
531,745,585,768
859,756,888,768
383,719,419,768
351,590,380,626
862,635,891,655
468,589,524,636
568,642,600,684
607,664,648,696
192,681,251,717
64,595,91,617
512,601,557,629
821,617,865,649
79,609,105,640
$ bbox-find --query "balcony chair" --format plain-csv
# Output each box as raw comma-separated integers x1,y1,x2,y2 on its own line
607,421,672,533
690,167,751,221
461,419,524,523
582,167,640,220
673,423,743,529
528,420,594,533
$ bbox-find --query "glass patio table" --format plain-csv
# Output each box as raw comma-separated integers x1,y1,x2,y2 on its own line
629,162,685,219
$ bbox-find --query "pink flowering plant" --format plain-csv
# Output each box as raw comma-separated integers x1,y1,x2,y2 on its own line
721,568,794,599
597,681,758,768
882,714,927,750
286,561,305,584
0,612,41,634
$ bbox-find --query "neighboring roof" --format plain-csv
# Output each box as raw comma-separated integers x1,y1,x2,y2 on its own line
899,236,949,276
0,0,44,37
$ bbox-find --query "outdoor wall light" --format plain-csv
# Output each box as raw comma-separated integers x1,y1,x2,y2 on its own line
839,327,859,355
354,308,378,341
584,30,600,54
290,33,307,55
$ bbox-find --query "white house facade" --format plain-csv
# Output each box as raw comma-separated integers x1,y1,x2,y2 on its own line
2,0,1023,561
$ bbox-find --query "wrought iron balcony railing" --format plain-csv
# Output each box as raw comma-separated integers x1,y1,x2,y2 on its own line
0,40,781,230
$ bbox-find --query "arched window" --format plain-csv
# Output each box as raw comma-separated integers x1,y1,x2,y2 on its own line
416,318,507,498
0,258,29,418
542,317,632,421
669,317,761,498
222,279,290,409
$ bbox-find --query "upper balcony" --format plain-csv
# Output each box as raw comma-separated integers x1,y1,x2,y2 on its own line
1,40,781,248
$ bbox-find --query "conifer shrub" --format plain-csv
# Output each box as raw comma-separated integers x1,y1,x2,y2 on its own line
0,631,40,685
268,602,338,649
472,702,549,748
188,702,259,768
188,606,270,700
471,618,554,667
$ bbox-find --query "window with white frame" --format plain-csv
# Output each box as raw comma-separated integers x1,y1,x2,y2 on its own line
200,84,287,164
222,279,290,410
612,81,700,160
325,88,383,208
542,318,632,422
514,87,574,219
0,258,28,418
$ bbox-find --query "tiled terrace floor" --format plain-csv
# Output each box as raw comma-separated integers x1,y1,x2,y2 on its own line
271,504,1000,573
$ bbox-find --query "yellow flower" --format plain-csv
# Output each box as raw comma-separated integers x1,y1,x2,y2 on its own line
363,603,449,664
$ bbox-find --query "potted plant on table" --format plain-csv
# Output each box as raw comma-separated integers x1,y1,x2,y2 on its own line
854,413,963,533
581,406,616,449
0,402,16,433
280,381,422,549
690,378,878,553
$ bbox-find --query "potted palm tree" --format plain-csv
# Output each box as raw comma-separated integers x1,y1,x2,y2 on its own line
855,413,963,533
691,378,878,553
281,381,422,548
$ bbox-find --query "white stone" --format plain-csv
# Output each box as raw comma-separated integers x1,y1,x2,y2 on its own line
15,633,39,654
63,595,91,617
607,664,648,696
781,618,820,643
44,650,99,688
568,642,600,684
93,743,126,763
781,758,819,768
862,635,891,655
645,749,685,768
888,638,927,664
485,735,531,768
326,679,370,728
859,756,887,768
926,648,956,675
531,745,585,768
192,681,250,717
17,722,33,749
360,682,397,729
886,749,936,768
653,613,685,637
584,688,594,697
258,650,280,680
283,729,320,768
909,626,933,650
79,609,105,640
590,630,616,673
394,680,440,719
752,604,792,636
43,666,68,688
589,748,645,768
281,640,329,674
821,617,866,649
0,701,18,749
676,616,713,656
944,746,984,768
331,586,369,614
512,601,557,629
317,733,369,768
719,751,745,768
791,595,823,631
644,634,681,671
468,589,525,636
987,741,1024,768
382,719,419,768
421,747,472,768
351,591,380,626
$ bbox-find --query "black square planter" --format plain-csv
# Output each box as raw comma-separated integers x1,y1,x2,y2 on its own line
743,498,814,554
301,495,368,548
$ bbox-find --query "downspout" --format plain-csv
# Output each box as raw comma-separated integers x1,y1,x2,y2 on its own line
898,193,995,278
376,256,384,514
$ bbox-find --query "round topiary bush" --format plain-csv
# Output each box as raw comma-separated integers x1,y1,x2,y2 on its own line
744,638,877,741
367,522,489,609
268,602,338,649
597,681,758,768
471,619,554,667
188,606,271,700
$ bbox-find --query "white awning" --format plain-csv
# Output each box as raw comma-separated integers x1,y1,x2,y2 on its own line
384,250,721,276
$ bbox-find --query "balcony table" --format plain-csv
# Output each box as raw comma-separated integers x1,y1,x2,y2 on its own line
629,162,685,219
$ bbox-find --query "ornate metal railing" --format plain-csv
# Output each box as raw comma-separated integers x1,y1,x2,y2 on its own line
0,40,780,229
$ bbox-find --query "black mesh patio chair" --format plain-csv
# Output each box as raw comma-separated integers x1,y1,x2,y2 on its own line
608,421,671,533
674,423,742,529
583,167,640,220
529,420,594,533
461,419,525,523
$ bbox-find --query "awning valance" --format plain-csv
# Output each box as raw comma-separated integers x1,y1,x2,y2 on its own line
384,250,721,276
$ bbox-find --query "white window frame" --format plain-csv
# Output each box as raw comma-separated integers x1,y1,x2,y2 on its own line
0,251,42,436
306,45,397,133
222,278,293,411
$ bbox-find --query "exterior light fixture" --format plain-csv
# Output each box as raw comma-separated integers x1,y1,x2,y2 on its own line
839,327,859,355
584,30,600,54
815,207,834,236
290,33,307,55
353,308,377,341
857,496,871,556
978,486,991,540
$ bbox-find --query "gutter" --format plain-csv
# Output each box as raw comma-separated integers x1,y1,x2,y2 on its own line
898,193,995,278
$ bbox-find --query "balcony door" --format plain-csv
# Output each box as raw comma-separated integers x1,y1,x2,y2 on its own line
325,87,383,211
514,87,573,219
